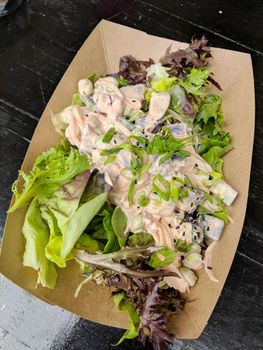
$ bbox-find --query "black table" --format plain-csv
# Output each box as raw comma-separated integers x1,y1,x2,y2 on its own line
0,1,262,349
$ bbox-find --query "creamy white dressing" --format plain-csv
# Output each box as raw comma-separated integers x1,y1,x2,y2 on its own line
54,74,236,292
203,241,219,282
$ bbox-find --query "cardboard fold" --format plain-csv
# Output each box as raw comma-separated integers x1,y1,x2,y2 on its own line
0,20,255,338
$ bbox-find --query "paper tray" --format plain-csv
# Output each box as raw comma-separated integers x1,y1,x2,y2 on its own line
0,20,255,339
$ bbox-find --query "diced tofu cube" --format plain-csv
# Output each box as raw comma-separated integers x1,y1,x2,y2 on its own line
211,180,238,206
177,222,193,243
204,215,225,240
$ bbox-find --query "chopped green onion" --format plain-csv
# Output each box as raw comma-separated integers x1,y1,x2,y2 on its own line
103,155,116,165
137,194,150,207
102,127,116,143
179,188,189,199
128,181,136,203
170,180,179,202
100,147,122,156
129,135,148,147
172,177,184,185
176,239,190,253
152,174,170,201
184,175,194,188
175,149,191,158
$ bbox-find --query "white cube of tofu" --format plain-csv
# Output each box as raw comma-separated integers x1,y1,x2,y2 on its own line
204,215,225,240
177,222,193,243
211,180,238,206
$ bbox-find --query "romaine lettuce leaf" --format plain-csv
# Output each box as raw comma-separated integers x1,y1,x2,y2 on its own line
80,172,111,203
40,206,65,268
61,192,108,258
40,170,91,268
44,170,91,229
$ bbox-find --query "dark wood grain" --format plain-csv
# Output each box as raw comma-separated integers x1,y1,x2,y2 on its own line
0,1,262,349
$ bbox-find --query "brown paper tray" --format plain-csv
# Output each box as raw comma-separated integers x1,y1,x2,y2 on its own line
0,20,255,339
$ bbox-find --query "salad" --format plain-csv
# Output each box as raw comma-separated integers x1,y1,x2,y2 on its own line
10,37,237,349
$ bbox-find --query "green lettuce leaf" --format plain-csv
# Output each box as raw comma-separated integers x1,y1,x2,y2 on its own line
113,292,140,345
44,170,91,229
71,92,85,106
151,77,176,92
75,233,104,253
10,144,90,212
40,171,91,268
101,209,120,253
80,172,110,203
117,76,130,87
179,67,211,96
84,204,120,254
61,192,108,258
198,132,230,155
111,207,128,248
40,206,65,268
22,199,57,288
195,94,223,127
128,232,154,247
202,145,233,173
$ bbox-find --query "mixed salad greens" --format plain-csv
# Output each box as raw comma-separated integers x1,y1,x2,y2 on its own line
10,37,238,350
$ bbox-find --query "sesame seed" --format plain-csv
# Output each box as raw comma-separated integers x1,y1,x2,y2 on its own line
176,225,180,229
134,180,137,184
207,226,210,231
168,224,172,228
113,139,117,144
136,142,140,146
207,266,212,270
194,163,198,167
182,231,185,236
190,203,193,207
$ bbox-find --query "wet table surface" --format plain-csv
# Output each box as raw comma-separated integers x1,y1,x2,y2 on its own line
0,1,263,349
